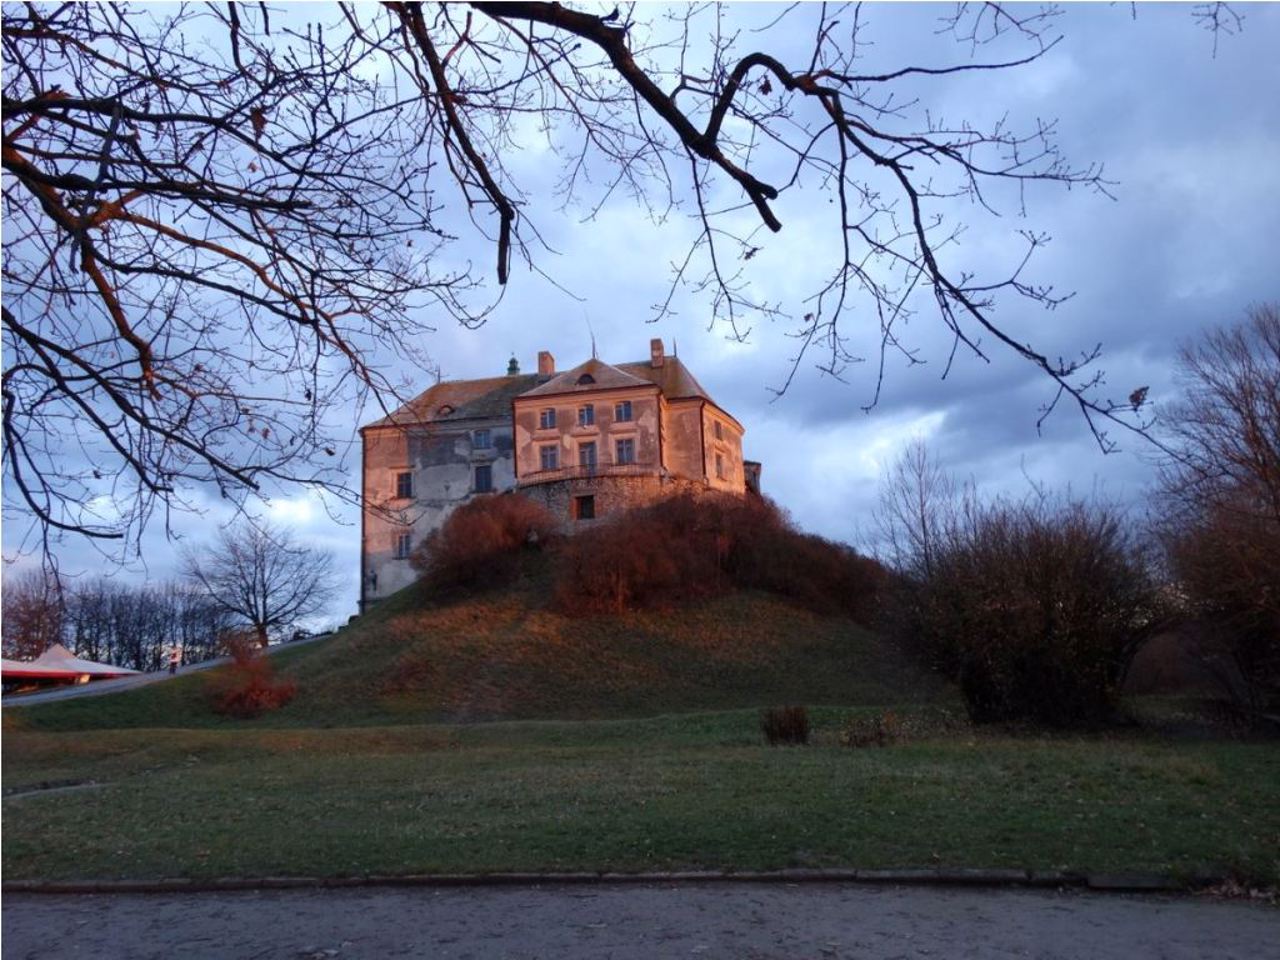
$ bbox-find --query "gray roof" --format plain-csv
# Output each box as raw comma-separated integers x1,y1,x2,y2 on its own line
361,374,538,429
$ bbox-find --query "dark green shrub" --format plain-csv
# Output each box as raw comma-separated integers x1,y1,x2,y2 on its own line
761,705,809,745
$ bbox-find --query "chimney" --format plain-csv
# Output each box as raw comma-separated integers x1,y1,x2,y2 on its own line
538,351,555,377
650,338,665,368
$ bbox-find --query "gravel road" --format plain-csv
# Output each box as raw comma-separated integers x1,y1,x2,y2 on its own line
4,883,1277,959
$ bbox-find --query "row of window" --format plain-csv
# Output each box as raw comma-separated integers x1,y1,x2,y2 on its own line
538,438,634,471
395,464,492,500
539,400,632,430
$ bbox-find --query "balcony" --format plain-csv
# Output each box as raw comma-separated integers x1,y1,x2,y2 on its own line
518,460,659,486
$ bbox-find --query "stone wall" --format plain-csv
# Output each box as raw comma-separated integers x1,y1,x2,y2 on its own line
519,473,707,528
361,417,516,609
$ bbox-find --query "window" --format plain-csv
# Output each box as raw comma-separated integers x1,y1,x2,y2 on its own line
540,445,559,471
614,400,632,422
539,408,556,429
714,420,723,440
575,495,596,520
474,464,493,493
473,428,491,449
395,471,413,499
615,438,635,465
394,533,411,559
715,453,725,480
579,442,597,470
437,404,455,417
578,404,595,427
576,373,596,385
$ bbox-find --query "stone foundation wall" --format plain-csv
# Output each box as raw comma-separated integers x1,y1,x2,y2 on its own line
519,473,708,528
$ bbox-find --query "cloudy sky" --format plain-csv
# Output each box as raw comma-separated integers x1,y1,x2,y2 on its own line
4,3,1279,624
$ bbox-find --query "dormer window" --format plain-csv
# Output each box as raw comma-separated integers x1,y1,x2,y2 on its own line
578,404,595,427
437,404,455,417
576,374,596,385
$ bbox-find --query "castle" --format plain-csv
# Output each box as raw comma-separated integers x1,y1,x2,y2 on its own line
359,339,760,609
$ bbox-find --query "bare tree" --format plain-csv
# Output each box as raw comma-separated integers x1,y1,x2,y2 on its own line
3,3,1237,557
1,569,65,659
183,522,335,648
873,439,958,579
1157,304,1280,714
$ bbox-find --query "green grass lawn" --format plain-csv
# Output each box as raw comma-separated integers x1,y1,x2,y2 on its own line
4,575,1277,885
5,710,1279,884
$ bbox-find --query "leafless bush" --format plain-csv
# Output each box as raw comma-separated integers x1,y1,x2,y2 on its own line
839,711,902,749
410,494,557,593
553,493,885,620
208,630,297,719
893,490,1162,726
761,706,809,746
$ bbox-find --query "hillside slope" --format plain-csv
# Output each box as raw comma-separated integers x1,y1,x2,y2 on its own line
9,564,946,731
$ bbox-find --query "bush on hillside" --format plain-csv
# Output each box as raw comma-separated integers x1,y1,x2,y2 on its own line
553,492,885,620
410,494,557,593
892,496,1163,727
209,630,297,719
761,705,809,745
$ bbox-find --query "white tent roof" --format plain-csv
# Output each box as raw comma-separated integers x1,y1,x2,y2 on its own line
15,644,141,677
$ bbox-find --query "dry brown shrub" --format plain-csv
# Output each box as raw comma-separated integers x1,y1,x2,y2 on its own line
410,493,556,593
553,492,885,620
208,630,297,719
760,705,809,745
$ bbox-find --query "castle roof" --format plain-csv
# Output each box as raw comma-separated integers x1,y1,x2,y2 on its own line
361,352,723,430
361,373,538,429
519,358,653,397
617,357,714,402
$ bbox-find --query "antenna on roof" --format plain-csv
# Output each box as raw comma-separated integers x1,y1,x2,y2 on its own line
673,339,678,358
583,311,598,360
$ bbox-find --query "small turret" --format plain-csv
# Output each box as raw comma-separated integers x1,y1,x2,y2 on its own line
507,355,520,376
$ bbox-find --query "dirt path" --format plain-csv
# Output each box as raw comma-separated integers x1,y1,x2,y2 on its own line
3,883,1277,960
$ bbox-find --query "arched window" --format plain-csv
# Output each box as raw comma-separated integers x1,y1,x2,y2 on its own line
576,374,596,385
436,404,455,417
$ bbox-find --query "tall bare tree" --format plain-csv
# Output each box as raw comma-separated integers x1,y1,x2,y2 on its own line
3,3,1236,557
183,522,335,648
1,569,64,659
1157,304,1280,714
873,439,958,579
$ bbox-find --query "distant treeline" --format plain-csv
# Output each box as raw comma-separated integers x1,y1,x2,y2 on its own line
3,575,232,671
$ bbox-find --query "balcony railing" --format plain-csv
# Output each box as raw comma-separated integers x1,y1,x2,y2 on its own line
518,460,658,486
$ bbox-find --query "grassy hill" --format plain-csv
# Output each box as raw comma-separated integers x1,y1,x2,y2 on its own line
6,562,944,732
7,561,1278,887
